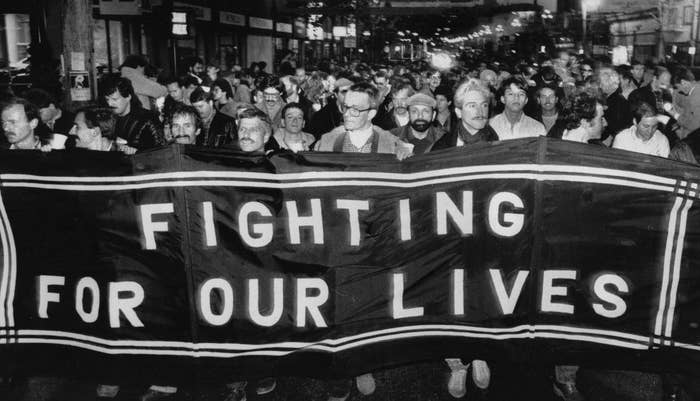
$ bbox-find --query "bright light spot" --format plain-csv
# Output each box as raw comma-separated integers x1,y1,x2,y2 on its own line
363,30,371,37
431,52,454,70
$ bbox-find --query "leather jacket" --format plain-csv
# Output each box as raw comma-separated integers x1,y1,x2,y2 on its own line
113,107,165,150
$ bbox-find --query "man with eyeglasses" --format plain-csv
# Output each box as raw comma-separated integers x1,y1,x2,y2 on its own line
306,77,353,139
489,76,546,140
314,82,412,159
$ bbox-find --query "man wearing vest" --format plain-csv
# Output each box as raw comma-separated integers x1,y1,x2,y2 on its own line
315,82,412,160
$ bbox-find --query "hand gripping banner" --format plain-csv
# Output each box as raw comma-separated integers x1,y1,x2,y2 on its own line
0,137,699,383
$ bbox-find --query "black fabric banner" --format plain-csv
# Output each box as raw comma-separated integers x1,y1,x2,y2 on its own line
0,137,699,382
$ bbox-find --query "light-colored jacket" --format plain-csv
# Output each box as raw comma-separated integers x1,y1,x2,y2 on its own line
121,66,167,110
314,124,408,154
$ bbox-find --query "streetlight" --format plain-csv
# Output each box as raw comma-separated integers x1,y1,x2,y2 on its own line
582,0,601,55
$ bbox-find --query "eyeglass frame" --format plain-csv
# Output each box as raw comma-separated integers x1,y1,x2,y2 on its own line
341,104,374,117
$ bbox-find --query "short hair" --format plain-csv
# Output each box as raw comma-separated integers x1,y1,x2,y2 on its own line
256,75,284,94
630,59,644,67
536,83,564,99
498,76,529,98
189,86,212,104
102,76,138,106
392,83,415,98
121,54,148,69
633,101,657,123
237,107,272,137
1,97,40,124
348,82,379,109
561,91,597,130
23,88,56,109
597,68,620,88
453,78,491,109
167,104,203,133
212,78,234,99
281,102,305,120
374,70,388,80
75,107,116,138
674,67,695,84
433,85,453,102
653,66,670,79
181,75,199,88
186,56,204,69
163,76,179,86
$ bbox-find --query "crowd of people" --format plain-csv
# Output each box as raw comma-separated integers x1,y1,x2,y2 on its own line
1,50,699,401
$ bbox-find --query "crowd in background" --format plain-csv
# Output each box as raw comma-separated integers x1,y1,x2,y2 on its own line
1,49,699,401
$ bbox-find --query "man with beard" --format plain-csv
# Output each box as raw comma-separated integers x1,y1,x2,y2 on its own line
186,56,205,85
104,76,165,151
489,76,546,140
390,93,445,154
255,75,286,130
372,83,414,130
431,78,498,150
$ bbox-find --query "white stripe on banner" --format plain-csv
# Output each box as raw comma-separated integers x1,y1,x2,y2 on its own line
0,191,9,327
654,197,683,340
15,324,649,357
664,199,694,339
0,174,677,193
0,164,680,186
0,191,17,327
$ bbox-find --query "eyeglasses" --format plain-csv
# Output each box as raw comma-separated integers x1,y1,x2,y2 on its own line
341,104,373,117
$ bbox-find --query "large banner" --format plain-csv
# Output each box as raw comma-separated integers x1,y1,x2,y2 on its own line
0,138,699,382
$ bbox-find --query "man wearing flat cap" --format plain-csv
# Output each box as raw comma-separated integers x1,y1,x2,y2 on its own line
391,93,446,154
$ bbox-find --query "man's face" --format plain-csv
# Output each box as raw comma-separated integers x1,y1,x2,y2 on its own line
581,64,594,79
336,85,351,106
263,88,281,109
538,88,557,113
657,72,672,89
1,104,37,145
71,111,97,148
392,89,411,116
374,77,388,91
429,73,441,89
342,91,374,131
587,103,606,140
167,83,183,102
501,84,528,114
457,90,489,131
281,77,297,98
238,118,270,153
191,62,204,75
295,69,307,84
435,94,451,113
632,64,645,81
283,108,304,134
38,103,57,124
171,113,200,144
636,115,658,141
212,85,226,102
408,104,433,133
106,91,131,116
192,100,214,120
207,66,219,80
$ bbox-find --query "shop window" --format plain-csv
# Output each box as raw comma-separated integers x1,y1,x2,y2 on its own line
1,14,31,68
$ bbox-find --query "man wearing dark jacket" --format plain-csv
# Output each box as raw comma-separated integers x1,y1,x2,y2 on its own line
104,77,165,151
24,88,75,136
391,93,446,155
598,67,633,143
431,79,498,151
189,87,237,148
306,77,353,139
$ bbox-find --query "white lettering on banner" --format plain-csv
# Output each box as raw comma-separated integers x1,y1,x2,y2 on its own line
239,202,274,248
541,270,577,314
109,282,145,328
38,275,65,318
436,191,474,235
336,199,369,246
202,201,217,247
452,269,465,315
140,203,174,250
490,269,529,315
593,274,630,318
399,198,412,241
488,192,525,237
286,199,324,245
199,278,234,326
391,273,425,319
76,277,100,323
248,278,284,327
296,278,329,328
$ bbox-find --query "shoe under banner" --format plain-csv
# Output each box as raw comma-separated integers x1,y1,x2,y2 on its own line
0,138,698,383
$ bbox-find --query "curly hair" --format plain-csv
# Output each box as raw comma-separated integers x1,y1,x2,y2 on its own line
560,91,598,131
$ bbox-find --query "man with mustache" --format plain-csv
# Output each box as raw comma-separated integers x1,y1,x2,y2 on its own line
104,77,165,151
534,85,566,138
168,104,202,145
237,107,272,154
1,98,52,151
430,78,498,150
489,76,546,140
390,93,445,155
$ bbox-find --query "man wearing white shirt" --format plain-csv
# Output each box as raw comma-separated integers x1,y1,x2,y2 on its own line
613,102,669,157
489,76,546,140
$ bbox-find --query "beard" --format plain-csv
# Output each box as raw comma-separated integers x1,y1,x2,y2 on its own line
410,119,431,132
